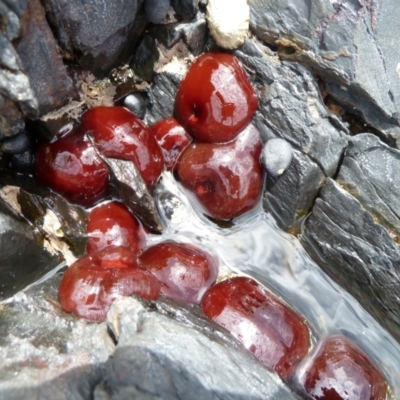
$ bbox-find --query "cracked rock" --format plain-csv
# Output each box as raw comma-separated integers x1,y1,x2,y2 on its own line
301,178,400,343
264,150,324,234
337,134,400,239
249,0,400,146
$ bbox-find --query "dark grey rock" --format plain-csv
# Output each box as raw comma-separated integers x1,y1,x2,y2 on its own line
249,0,400,146
0,173,88,259
261,138,293,177
15,0,77,116
145,0,170,24
42,0,147,77
9,150,33,174
235,39,349,177
264,150,325,234
301,178,400,342
131,33,160,82
0,197,62,299
100,297,300,400
132,13,206,82
171,0,198,20
337,134,400,238
145,71,183,125
1,130,30,155
123,93,146,119
94,153,163,233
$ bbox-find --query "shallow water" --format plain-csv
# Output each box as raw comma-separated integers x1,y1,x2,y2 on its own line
151,171,400,398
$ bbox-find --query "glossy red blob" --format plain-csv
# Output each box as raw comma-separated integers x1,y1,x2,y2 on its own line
174,52,258,143
35,127,109,206
86,201,144,254
175,124,263,220
201,276,310,380
139,241,218,304
297,335,387,400
59,246,160,322
81,106,164,187
150,118,192,170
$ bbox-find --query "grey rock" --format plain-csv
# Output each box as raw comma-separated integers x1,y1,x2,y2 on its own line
337,134,400,238
0,30,38,117
301,178,400,342
145,0,170,24
234,39,349,177
98,154,163,233
0,0,21,41
0,197,62,299
123,93,146,119
145,71,183,125
42,0,147,77
100,297,300,400
249,0,400,145
234,39,348,231
0,272,113,399
15,0,77,116
261,138,293,177
264,150,324,233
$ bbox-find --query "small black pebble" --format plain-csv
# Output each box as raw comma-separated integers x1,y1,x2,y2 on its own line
123,93,147,119
1,131,30,155
145,0,171,24
10,150,34,175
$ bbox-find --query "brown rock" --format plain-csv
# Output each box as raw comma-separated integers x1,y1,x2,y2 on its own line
15,0,77,116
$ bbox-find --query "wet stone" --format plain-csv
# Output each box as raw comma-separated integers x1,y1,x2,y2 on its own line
42,0,147,77
0,197,62,299
301,178,400,343
264,150,325,233
0,272,113,399
100,296,300,399
337,133,400,239
15,0,77,116
131,33,160,82
249,0,400,146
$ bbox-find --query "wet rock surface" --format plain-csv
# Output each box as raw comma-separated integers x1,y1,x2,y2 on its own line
0,278,300,399
234,39,348,230
302,178,400,342
2,0,400,397
249,0,400,146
